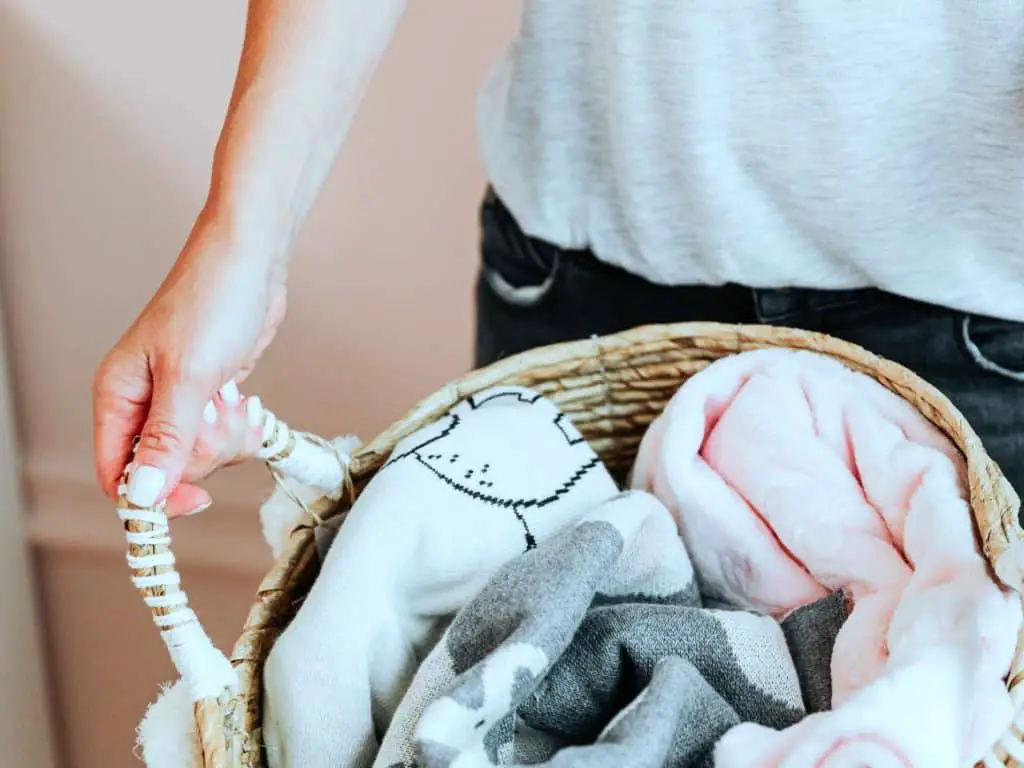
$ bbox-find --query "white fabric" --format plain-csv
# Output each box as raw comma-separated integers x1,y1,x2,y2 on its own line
119,504,238,702
258,434,361,559
479,0,1024,321
375,636,457,768
137,680,200,768
262,387,618,768
162,623,238,702
134,431,361,768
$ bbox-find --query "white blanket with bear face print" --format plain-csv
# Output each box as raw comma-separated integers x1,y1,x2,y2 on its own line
262,387,619,768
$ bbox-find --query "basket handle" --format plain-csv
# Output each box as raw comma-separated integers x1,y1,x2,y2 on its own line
119,405,351,762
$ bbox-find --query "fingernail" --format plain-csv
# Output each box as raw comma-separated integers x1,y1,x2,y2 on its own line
202,400,218,425
126,465,166,508
220,381,240,404
246,396,264,427
185,501,212,517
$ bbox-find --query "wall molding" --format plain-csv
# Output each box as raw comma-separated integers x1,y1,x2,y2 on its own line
24,468,273,576
21,452,269,511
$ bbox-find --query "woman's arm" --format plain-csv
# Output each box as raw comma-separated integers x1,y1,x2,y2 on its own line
93,0,408,513
204,0,407,264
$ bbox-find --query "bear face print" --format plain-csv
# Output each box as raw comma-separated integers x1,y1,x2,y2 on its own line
381,387,604,547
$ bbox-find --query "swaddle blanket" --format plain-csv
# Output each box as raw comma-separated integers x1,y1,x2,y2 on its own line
263,387,618,768
631,348,1022,766
377,490,849,767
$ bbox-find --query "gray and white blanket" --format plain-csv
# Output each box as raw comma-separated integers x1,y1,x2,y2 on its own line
375,490,847,767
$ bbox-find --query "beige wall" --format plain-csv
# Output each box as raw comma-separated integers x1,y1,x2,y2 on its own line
0,1,518,765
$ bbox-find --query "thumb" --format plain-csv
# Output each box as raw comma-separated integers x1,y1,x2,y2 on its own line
125,370,213,508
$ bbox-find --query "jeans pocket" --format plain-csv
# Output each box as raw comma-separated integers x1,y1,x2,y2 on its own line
482,259,560,307
479,192,561,309
959,314,1024,382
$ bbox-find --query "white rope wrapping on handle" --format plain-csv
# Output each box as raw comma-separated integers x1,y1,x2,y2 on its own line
257,411,293,462
119,500,236,703
254,410,355,543
121,402,352,710
257,411,350,494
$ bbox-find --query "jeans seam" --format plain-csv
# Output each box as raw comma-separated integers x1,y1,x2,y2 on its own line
960,315,1024,382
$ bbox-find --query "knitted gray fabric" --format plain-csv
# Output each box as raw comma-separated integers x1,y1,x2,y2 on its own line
384,490,846,767
780,591,849,715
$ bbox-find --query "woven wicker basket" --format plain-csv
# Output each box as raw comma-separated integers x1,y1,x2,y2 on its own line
126,322,1024,767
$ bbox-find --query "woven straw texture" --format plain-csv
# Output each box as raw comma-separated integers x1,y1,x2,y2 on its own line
188,322,1024,767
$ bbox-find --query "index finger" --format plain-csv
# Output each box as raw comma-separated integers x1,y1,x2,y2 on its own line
92,355,152,498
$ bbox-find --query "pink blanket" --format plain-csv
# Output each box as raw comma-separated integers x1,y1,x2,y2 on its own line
630,349,1021,766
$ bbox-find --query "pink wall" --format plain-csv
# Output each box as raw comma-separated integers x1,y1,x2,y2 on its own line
0,1,519,765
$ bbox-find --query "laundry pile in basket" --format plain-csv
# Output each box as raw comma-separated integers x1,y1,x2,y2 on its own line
143,349,1023,768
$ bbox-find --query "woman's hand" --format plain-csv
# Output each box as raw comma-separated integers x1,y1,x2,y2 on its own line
93,214,287,518
91,0,410,519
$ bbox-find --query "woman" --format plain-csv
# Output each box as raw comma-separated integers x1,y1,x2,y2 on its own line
93,1,1024,518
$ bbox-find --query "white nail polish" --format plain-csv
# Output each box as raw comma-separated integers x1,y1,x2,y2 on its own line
220,381,240,404
185,501,212,517
202,400,218,425
126,466,166,508
246,396,264,427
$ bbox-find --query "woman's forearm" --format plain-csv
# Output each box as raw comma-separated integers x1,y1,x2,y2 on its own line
199,0,407,263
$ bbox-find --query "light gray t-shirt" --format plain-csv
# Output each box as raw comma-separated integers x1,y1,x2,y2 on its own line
477,1,1024,322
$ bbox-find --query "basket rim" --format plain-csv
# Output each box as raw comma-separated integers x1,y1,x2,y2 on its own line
222,321,1024,767
348,321,1022,576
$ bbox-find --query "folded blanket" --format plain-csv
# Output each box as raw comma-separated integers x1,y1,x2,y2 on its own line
263,387,618,768
631,348,1022,765
379,490,846,767
715,643,1013,768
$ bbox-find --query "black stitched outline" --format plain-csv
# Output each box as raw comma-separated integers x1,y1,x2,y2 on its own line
405,454,601,512
378,391,599,551
409,454,602,551
554,413,585,446
383,391,582,470
381,413,461,469
512,509,537,551
467,389,544,409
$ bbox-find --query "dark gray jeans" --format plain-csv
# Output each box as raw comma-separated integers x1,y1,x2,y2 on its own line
475,192,1024,504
